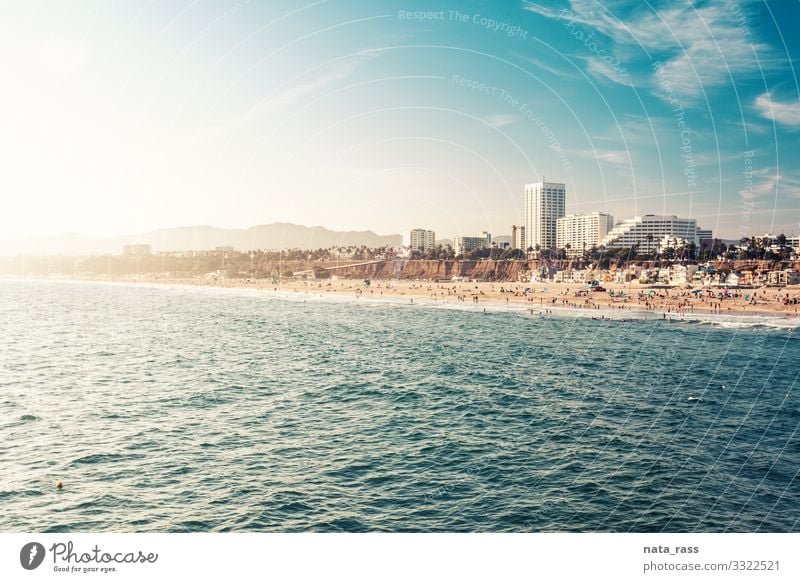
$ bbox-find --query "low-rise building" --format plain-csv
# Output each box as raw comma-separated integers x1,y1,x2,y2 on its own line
662,264,698,285
554,269,596,284
768,270,800,286
613,265,642,283
726,272,743,286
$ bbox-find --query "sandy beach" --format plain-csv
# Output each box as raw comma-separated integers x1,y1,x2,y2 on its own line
114,276,800,320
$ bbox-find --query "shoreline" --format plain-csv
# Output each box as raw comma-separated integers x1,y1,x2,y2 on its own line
5,274,799,329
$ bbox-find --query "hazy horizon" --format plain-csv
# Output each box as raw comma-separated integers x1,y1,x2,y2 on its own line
3,1,800,241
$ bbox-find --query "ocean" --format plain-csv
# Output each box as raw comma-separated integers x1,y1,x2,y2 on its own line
1,278,798,532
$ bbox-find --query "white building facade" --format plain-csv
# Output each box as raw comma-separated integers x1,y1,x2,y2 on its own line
404,229,435,254
511,225,525,250
556,212,614,256
524,180,565,251
601,215,698,254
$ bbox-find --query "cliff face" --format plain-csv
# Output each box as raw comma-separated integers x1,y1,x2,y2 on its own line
327,260,533,281
323,259,800,281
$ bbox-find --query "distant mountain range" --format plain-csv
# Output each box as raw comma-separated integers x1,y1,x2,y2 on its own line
0,223,403,256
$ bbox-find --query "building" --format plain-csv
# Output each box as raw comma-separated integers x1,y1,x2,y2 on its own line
556,212,614,256
524,180,565,251
600,215,698,254
215,245,235,252
454,231,491,256
404,229,435,254
122,244,152,258
511,225,526,250
768,270,800,286
697,229,713,243
748,233,800,254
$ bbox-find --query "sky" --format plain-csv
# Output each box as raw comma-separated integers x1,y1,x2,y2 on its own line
1,0,800,241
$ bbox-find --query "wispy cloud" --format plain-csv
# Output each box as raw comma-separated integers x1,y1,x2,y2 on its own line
525,0,776,100
739,168,800,200
573,148,629,165
179,50,382,150
512,52,579,79
482,114,518,128
584,57,633,87
225,50,382,132
754,93,800,127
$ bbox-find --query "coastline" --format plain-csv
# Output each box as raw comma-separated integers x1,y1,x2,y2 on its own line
5,274,799,329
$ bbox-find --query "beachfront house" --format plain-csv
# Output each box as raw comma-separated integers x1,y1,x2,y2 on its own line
725,272,743,286
666,264,698,285
554,268,596,284
528,264,557,282
292,269,316,280
638,268,658,284
613,264,642,283
768,269,800,286
554,269,573,283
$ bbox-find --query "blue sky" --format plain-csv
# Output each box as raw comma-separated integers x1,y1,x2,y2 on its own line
2,0,799,240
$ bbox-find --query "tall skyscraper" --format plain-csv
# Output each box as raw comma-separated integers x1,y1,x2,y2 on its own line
524,179,566,251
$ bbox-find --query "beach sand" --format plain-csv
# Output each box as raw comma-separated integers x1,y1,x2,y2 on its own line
131,276,800,320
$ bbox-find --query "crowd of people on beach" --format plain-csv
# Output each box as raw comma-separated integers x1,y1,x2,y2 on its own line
190,275,800,319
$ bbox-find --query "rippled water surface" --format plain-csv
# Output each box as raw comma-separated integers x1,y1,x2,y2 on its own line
1,279,798,532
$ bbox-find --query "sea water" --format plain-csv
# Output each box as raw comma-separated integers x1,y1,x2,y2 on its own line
1,278,798,532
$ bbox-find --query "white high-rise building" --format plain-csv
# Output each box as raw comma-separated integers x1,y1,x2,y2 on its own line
404,229,435,254
524,180,566,251
601,215,698,254
511,225,526,250
556,212,614,256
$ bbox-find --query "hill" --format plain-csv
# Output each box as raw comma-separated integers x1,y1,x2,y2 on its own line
0,223,403,255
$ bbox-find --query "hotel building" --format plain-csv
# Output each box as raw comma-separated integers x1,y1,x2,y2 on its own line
524,180,566,251
556,212,614,256
601,215,698,254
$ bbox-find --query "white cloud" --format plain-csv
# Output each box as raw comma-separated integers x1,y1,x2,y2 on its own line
585,57,633,86
573,148,629,164
482,114,518,128
754,93,800,126
525,0,775,100
739,168,800,200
